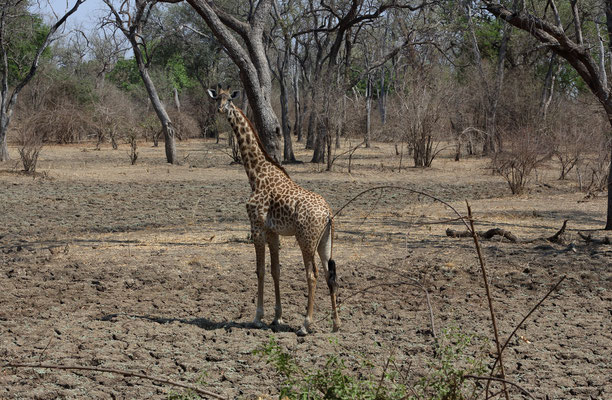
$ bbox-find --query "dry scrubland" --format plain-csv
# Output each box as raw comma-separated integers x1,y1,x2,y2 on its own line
0,138,610,399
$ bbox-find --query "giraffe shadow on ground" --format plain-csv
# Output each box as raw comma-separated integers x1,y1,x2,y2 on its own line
99,313,295,333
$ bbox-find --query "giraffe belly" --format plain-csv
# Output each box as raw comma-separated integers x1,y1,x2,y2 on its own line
265,215,296,236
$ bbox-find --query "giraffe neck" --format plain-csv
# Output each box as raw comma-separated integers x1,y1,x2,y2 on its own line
227,105,277,191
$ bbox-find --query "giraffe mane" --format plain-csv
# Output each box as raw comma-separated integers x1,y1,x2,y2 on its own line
236,108,290,179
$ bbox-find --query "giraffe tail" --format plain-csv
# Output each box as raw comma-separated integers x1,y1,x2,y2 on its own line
327,259,337,291
327,215,337,291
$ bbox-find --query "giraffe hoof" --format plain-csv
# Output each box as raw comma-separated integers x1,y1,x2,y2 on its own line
272,318,284,326
252,319,265,329
296,327,309,337
332,323,340,333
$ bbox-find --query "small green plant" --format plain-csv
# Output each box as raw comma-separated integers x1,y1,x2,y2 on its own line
254,336,406,400
412,327,489,400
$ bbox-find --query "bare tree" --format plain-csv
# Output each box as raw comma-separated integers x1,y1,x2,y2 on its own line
463,1,510,154
103,0,178,165
89,28,129,88
270,0,297,163
178,0,282,162
293,0,422,164
0,0,84,161
483,0,612,229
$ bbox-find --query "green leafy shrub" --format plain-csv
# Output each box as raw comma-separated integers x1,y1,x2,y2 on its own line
255,327,488,400
412,327,489,400
255,337,406,400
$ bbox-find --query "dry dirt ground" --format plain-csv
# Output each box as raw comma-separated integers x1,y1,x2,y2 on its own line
0,139,610,399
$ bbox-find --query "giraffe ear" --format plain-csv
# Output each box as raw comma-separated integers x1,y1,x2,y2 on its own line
207,89,218,99
230,90,240,100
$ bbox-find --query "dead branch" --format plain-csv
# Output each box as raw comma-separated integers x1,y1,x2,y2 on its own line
465,375,536,400
2,363,226,399
486,275,566,392
577,232,611,245
547,219,568,243
466,202,510,400
446,227,518,242
446,220,578,245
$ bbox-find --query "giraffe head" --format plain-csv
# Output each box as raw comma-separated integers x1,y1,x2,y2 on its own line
207,86,240,115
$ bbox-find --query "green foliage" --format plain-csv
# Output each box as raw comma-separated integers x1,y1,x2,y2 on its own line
556,63,589,95
256,328,488,400
3,14,51,84
47,70,99,106
472,17,504,61
108,58,142,91
412,327,488,400
165,54,196,91
255,336,406,400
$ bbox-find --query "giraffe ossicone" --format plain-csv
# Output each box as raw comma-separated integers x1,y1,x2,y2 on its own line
209,87,340,335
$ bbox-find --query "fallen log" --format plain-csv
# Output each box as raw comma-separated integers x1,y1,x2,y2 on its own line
577,232,611,245
446,228,518,243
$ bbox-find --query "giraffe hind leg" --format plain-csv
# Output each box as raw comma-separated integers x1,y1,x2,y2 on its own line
296,249,317,337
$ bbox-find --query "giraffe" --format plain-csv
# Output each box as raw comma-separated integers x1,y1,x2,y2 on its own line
208,87,339,335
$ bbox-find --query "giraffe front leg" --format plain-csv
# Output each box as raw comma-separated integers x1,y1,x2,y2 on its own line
267,232,283,326
252,231,266,327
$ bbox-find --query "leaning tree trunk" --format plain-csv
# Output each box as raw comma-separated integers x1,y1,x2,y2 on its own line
132,40,177,165
186,0,282,163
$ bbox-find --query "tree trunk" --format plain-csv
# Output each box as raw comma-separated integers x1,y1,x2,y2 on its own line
465,3,508,155
292,69,302,142
173,87,181,112
539,53,558,119
606,140,612,230
378,69,387,125
131,40,177,165
311,117,326,163
279,74,296,162
326,121,333,171
337,93,344,149
186,0,282,163
305,111,315,149
0,118,9,161
365,75,372,148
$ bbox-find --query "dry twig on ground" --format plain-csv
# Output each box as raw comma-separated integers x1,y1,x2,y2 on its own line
2,363,226,399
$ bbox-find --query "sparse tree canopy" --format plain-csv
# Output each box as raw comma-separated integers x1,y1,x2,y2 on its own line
1,0,610,228
0,0,84,161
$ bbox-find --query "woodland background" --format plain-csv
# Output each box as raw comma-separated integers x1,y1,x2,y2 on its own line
0,0,610,205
